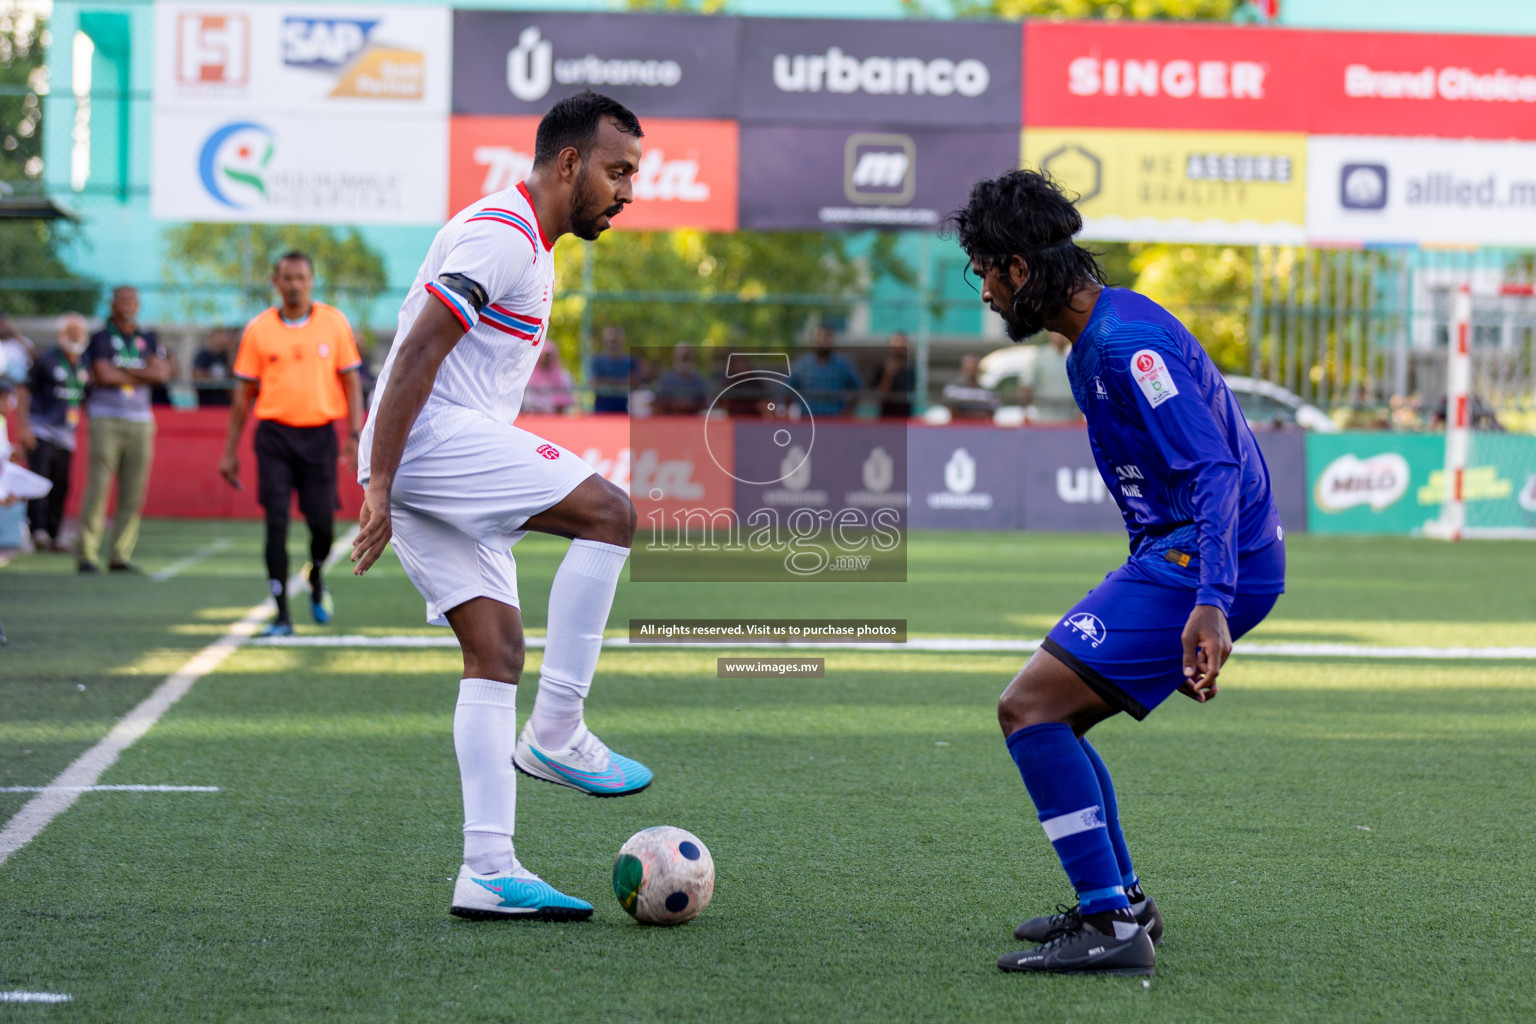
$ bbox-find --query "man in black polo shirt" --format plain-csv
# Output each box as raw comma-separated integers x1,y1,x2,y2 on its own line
25,314,90,551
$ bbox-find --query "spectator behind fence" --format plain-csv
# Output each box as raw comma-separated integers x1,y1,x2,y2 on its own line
789,325,864,417
0,311,31,457
943,354,998,422
523,345,576,414
588,325,632,413
220,251,363,638
0,310,34,367
193,326,239,407
652,343,711,415
1020,331,1081,424
873,331,914,418
24,314,89,551
78,286,169,574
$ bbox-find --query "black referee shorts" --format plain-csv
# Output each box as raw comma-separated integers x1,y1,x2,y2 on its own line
254,420,339,520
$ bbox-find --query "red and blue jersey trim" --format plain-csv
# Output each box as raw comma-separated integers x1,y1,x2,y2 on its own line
425,280,475,331
466,207,538,251
480,303,543,341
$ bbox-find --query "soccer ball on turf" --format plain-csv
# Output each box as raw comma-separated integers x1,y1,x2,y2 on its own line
612,826,715,926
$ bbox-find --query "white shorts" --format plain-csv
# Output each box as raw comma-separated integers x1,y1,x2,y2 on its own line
386,418,597,625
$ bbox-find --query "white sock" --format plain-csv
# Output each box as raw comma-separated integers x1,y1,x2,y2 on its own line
454,678,518,876
529,539,629,750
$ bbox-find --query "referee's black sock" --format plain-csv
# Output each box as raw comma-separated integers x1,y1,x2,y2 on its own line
266,512,291,623
308,516,334,599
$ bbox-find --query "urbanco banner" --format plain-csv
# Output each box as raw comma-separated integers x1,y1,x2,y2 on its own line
739,17,1021,128
1022,127,1307,244
154,2,450,115
449,116,739,230
151,111,447,224
1306,135,1536,247
740,124,1019,230
451,11,739,118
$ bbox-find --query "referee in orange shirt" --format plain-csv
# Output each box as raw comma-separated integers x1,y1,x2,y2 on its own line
220,251,364,637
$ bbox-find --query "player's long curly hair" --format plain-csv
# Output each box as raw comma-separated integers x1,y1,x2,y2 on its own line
948,169,1106,341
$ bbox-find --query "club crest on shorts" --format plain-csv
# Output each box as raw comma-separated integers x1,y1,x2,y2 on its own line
536,443,560,460
1064,612,1107,648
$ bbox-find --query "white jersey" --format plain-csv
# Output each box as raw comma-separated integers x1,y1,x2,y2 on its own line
360,183,556,478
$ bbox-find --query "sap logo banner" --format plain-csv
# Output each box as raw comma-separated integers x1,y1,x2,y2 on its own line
453,12,738,118
740,18,1020,127
282,18,377,70
1314,453,1410,512
282,17,425,100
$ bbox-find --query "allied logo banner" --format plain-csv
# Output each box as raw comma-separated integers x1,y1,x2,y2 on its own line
451,11,739,118
449,116,739,230
739,125,1019,230
1022,127,1307,244
1305,135,1536,246
739,18,1020,128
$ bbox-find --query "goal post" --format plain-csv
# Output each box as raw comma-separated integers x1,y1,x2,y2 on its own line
1424,282,1536,540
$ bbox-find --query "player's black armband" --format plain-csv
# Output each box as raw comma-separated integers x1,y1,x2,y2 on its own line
436,273,490,316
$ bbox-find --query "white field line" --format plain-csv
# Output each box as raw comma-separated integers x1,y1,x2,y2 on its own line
249,633,1536,661
0,527,358,869
0,992,72,1004
0,792,219,798
149,538,233,582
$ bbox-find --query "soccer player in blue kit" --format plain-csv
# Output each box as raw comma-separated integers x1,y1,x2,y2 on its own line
951,170,1286,976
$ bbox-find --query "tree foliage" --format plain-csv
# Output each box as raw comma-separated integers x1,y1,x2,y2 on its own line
1127,243,1251,370
548,229,914,369
161,223,389,334
0,4,46,185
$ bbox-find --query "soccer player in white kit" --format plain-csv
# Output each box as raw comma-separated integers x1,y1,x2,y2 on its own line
351,93,648,921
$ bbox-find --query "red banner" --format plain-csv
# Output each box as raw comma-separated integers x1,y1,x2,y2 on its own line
448,116,739,229
1024,21,1536,140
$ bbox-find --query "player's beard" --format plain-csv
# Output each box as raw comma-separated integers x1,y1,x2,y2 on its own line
1001,294,1047,343
569,170,624,242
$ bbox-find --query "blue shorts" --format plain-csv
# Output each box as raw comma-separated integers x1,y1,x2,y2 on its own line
1043,565,1280,721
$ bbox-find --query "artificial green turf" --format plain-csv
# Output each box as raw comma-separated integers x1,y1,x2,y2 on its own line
1,525,1534,1022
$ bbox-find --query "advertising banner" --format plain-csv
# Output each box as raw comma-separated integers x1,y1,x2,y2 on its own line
1305,135,1536,247
451,11,738,118
154,3,451,114
1022,127,1307,244
1255,430,1309,537
739,18,1020,128
1023,21,1308,134
907,427,1023,531
150,111,447,224
1026,21,1536,141
1305,432,1442,535
740,124,1018,230
1016,428,1126,531
448,116,739,229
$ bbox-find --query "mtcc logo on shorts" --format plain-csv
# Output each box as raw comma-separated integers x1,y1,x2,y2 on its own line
1064,612,1107,648
198,121,275,209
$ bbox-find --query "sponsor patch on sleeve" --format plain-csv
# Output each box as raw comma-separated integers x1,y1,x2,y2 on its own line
1130,348,1179,409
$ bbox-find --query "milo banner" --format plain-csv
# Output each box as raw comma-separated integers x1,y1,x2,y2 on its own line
1303,431,1536,535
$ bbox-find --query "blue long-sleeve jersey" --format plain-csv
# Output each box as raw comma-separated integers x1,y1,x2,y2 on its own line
1066,288,1285,613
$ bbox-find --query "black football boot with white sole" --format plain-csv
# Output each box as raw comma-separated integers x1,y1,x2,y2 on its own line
1014,896,1163,946
997,913,1156,977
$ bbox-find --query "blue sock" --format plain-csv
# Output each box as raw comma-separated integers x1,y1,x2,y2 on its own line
1080,737,1139,891
1006,723,1130,916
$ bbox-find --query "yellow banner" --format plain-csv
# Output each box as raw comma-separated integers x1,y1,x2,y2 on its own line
1021,128,1308,243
